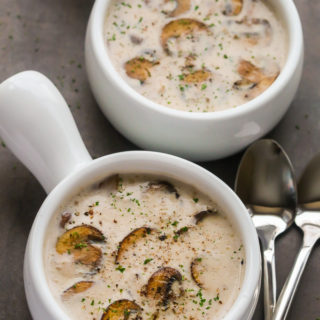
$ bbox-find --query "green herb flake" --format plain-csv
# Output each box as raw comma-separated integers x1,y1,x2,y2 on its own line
116,265,126,273
144,258,153,265
74,242,87,249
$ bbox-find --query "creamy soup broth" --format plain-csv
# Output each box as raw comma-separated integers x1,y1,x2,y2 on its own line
44,174,245,320
104,0,287,112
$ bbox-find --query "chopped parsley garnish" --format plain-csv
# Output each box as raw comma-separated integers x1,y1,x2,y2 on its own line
144,258,153,265
116,265,126,273
179,226,189,233
74,242,87,249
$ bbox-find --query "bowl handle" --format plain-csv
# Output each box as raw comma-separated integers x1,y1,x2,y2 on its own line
0,71,92,194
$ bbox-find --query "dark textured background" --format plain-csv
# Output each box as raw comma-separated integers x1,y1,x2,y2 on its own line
0,0,319,319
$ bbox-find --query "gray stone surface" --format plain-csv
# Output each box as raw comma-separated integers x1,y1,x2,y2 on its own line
0,0,319,319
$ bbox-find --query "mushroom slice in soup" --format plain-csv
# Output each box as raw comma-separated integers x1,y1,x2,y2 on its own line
230,18,272,45
233,78,257,91
130,34,143,45
73,244,102,266
116,227,155,263
145,267,183,306
194,209,217,224
101,299,142,320
125,57,160,83
222,0,243,16
237,59,265,83
245,73,279,99
62,281,93,298
173,226,194,241
163,0,191,17
190,258,205,288
161,19,210,55
183,69,212,84
235,59,279,99
147,181,180,198
56,225,105,254
60,212,72,228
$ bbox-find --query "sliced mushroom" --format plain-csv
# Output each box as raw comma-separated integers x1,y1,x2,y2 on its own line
116,227,154,263
56,225,105,254
233,78,257,91
183,70,211,84
146,267,183,306
101,299,142,320
232,18,272,45
130,35,143,45
246,73,279,99
73,244,102,266
255,74,279,92
125,57,159,83
163,0,191,17
222,0,243,16
161,19,210,55
237,59,264,83
173,226,194,242
147,181,180,198
235,59,279,99
60,212,71,228
62,281,93,297
190,258,204,288
194,209,216,224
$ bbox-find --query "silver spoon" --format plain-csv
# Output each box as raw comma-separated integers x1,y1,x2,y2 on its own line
235,139,297,320
272,153,320,320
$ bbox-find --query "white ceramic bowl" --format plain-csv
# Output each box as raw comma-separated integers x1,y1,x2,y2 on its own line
0,71,261,320
85,0,303,162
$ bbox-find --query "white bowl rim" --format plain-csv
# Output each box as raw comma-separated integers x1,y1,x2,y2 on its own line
27,151,261,320
88,0,303,120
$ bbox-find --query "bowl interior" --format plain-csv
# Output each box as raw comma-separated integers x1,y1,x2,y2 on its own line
28,151,260,320
89,0,303,120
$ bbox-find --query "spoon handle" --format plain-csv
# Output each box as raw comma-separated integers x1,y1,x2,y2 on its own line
259,232,277,320
272,225,318,320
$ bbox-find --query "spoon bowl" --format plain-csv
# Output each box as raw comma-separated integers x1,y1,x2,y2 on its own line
272,153,320,320
235,139,297,320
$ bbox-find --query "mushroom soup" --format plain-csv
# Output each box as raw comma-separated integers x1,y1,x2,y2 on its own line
44,174,245,320
104,0,287,112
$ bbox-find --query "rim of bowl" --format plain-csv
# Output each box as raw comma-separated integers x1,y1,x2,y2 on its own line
28,151,261,320
88,0,303,120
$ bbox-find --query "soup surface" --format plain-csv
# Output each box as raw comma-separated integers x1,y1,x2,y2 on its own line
104,0,287,112
44,174,245,320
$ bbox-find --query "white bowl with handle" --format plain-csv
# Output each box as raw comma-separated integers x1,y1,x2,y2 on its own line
85,0,303,162
0,71,260,319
